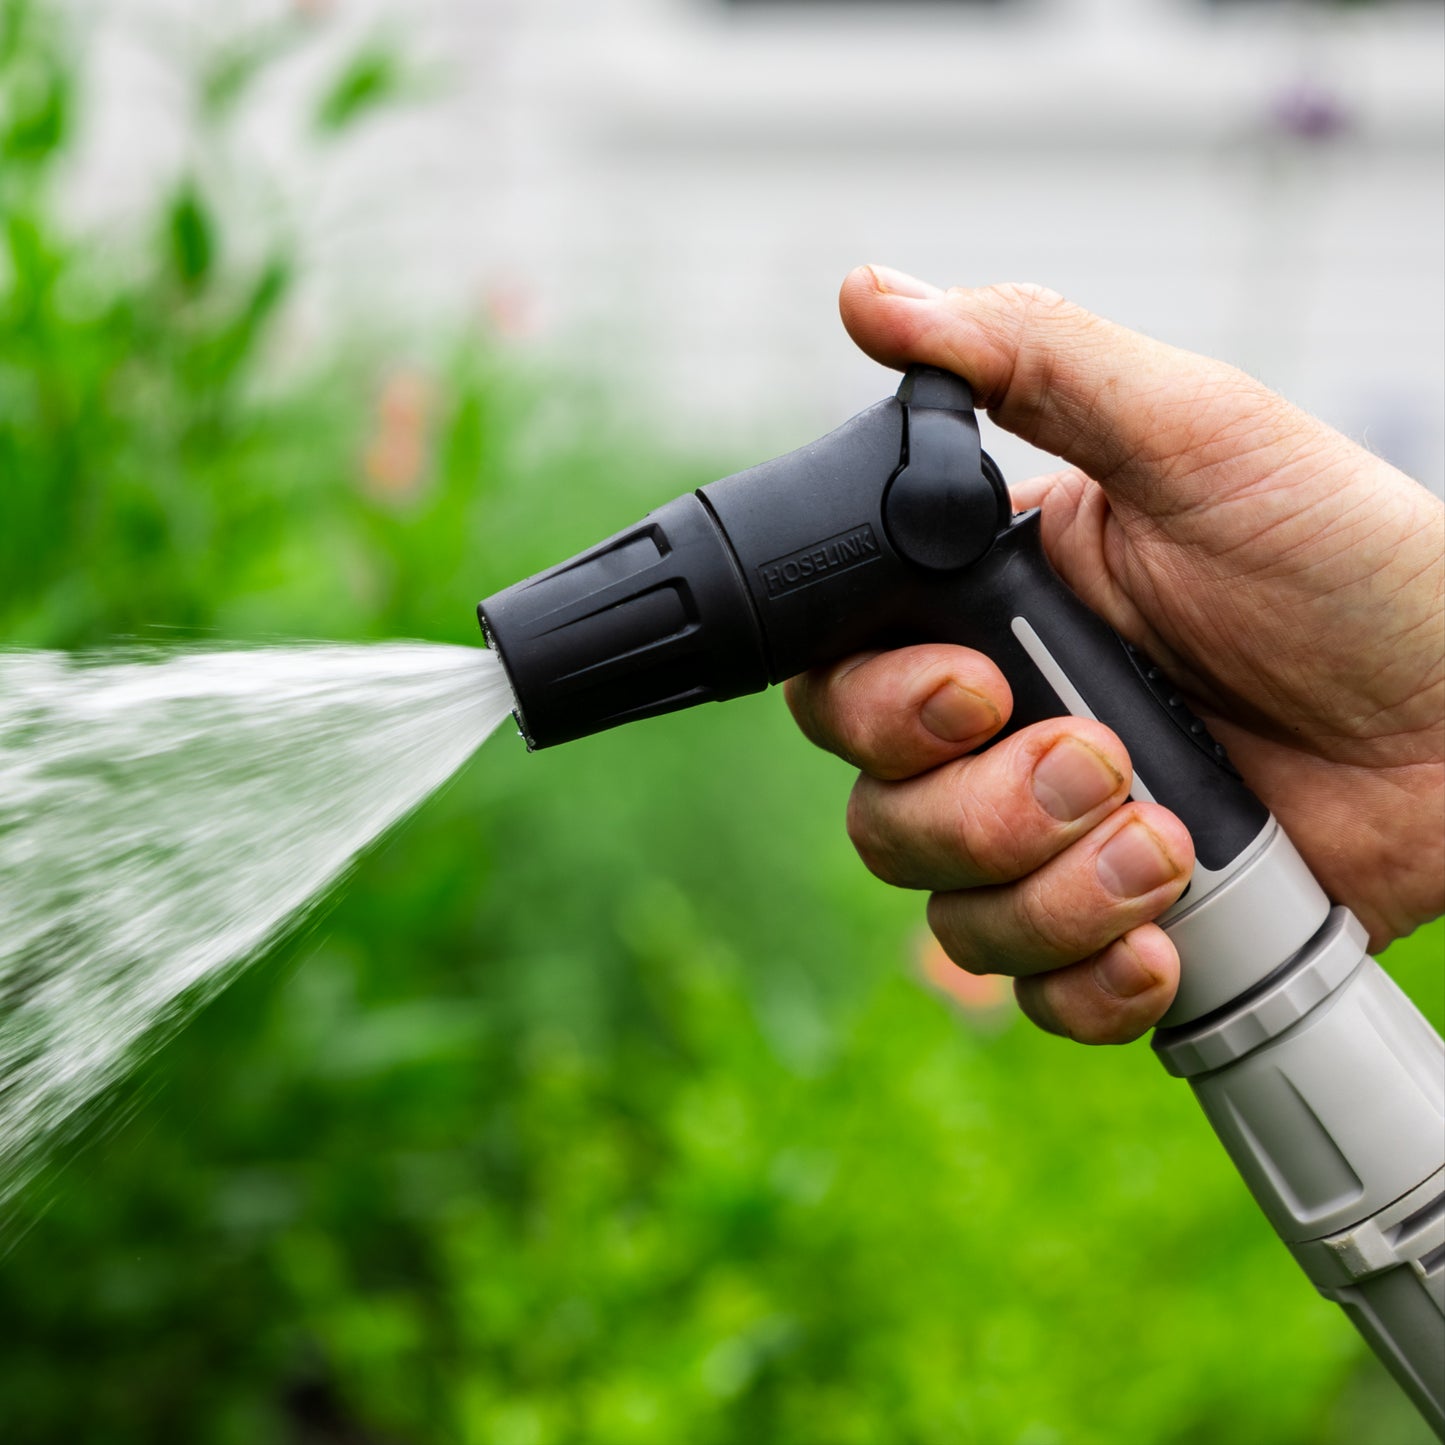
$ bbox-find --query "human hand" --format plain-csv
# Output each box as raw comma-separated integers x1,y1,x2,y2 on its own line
786,268,1445,1044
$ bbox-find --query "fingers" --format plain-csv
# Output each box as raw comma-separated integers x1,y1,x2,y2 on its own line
832,687,1193,1047
785,644,1012,781
1013,926,1181,1045
1008,467,1086,517
788,636,1193,1047
847,719,1131,891
923,800,1193,979
839,264,1316,517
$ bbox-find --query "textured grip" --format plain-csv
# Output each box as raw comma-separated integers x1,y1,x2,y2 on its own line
1117,640,1243,779
922,512,1270,873
933,513,1332,1023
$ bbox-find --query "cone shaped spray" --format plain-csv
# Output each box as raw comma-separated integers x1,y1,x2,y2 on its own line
479,367,1445,1435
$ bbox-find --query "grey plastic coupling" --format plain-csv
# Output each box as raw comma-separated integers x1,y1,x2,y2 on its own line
1155,906,1443,1241
1153,906,1445,1437
1157,823,1331,1027
1293,1169,1445,1439
1154,908,1370,1079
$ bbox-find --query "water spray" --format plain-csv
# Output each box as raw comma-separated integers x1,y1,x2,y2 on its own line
479,366,1445,1433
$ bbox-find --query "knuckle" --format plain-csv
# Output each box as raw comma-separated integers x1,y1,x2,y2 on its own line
832,695,871,769
845,781,883,865
991,283,1093,359
977,281,1071,315
784,673,835,753
1016,883,1096,964
853,707,910,781
951,778,1033,882
844,781,871,848
791,655,893,768
1022,974,1090,1042
838,679,914,780
845,781,906,884
1012,974,1063,1037
926,894,991,975
781,673,810,724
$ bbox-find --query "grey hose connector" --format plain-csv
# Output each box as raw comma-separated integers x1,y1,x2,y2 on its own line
1155,909,1445,1435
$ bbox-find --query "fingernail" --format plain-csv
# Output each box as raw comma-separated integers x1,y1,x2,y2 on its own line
1093,938,1158,1000
1096,820,1182,899
868,264,942,301
1031,737,1122,823
920,681,999,744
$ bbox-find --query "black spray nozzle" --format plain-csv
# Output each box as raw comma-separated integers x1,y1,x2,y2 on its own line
476,492,769,749
479,367,1011,749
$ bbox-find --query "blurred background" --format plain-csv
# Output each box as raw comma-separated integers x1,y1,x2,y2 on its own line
1,0,1441,1441
67,0,1445,485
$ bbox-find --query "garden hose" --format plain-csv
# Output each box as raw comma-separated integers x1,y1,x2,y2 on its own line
478,366,1445,1435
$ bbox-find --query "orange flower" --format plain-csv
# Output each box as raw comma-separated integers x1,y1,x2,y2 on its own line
363,370,434,502
915,932,1013,1026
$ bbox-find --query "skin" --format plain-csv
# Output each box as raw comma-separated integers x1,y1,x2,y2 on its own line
786,266,1445,1045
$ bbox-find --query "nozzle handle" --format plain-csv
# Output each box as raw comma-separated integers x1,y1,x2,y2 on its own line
483,366,1321,1020
916,510,1330,1024
930,509,1268,865
694,367,1305,1021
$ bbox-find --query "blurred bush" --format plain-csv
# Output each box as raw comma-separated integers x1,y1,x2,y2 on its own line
0,4,1439,1443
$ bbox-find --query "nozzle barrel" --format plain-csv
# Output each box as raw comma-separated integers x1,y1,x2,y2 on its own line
478,493,768,749
478,391,928,748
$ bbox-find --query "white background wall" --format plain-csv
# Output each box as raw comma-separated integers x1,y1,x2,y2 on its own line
71,0,1444,491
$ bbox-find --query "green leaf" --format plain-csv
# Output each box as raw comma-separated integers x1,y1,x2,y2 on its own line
314,43,408,135
1,53,72,168
165,181,214,290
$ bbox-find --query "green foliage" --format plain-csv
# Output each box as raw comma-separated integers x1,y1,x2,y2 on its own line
0,6,1438,1445
164,180,215,290
315,42,418,136
0,0,68,172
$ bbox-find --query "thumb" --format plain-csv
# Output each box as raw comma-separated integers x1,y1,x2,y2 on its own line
840,266,1332,517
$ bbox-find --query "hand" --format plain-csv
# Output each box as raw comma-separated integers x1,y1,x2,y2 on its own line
787,267,1445,1045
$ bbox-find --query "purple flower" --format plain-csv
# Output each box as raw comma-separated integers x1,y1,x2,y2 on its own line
1269,80,1352,142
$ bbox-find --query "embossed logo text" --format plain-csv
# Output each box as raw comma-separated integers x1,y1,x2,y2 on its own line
759,525,881,598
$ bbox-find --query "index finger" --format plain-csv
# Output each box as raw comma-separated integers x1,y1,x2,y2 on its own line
785,643,1012,781
838,267,1303,518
